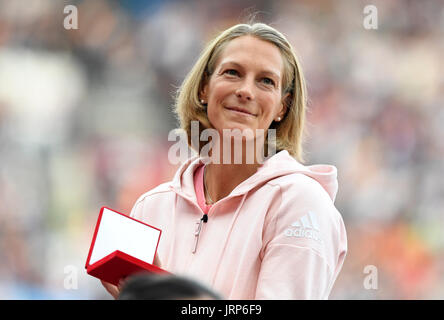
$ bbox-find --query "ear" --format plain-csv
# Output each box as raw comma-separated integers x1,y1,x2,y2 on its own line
277,92,291,120
200,82,209,102
199,72,210,103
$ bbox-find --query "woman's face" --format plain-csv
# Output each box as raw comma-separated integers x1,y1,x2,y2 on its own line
201,35,288,136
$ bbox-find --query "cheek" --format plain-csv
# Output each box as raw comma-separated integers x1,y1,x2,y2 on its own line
205,83,231,123
255,96,282,130
259,95,281,119
208,82,231,105
206,98,224,129
206,105,218,125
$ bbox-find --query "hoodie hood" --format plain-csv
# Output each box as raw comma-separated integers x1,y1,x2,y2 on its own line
169,150,339,203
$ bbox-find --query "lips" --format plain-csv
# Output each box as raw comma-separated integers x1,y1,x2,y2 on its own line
225,106,257,116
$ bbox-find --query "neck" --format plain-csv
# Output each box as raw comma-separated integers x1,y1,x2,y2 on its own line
203,136,265,203
205,162,260,203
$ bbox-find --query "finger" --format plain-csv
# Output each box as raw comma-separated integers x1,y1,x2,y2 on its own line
101,280,120,299
153,255,162,267
118,279,125,291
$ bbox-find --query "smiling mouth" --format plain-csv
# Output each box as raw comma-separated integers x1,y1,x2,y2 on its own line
225,106,257,117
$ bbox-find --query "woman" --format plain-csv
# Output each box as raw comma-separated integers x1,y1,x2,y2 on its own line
102,22,347,299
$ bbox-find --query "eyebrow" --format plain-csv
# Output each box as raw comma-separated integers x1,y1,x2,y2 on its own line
219,61,281,81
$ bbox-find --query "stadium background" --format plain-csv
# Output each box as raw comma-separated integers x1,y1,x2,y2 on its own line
0,0,443,299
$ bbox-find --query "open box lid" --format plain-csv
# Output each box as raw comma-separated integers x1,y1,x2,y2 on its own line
85,207,162,269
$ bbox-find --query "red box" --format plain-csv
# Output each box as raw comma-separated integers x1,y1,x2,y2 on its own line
85,207,167,286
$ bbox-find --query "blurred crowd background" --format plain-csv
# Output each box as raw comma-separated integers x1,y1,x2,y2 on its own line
0,0,443,299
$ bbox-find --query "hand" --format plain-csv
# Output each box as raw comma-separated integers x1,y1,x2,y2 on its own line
100,254,162,299
153,254,162,268
100,279,121,299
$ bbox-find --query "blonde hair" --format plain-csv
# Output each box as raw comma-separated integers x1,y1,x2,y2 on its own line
174,22,307,163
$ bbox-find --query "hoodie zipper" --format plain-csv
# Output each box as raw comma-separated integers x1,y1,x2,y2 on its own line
192,213,208,254
170,186,244,254
169,189,213,254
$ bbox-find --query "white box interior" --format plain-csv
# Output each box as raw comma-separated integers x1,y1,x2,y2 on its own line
89,208,160,265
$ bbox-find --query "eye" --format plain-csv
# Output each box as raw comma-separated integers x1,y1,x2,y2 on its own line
224,69,239,76
261,77,275,86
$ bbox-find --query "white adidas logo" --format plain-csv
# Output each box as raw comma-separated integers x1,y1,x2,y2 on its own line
284,211,322,243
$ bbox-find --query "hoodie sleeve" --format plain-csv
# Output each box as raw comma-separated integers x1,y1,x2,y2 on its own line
255,174,347,299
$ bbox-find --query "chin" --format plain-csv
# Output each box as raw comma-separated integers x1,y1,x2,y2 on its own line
219,123,255,133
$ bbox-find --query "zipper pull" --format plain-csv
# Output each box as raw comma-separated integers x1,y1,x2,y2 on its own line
192,214,208,254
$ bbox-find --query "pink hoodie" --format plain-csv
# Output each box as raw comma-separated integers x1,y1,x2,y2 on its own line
130,150,347,299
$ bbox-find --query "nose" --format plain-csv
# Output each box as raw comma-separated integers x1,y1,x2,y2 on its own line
235,79,254,102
